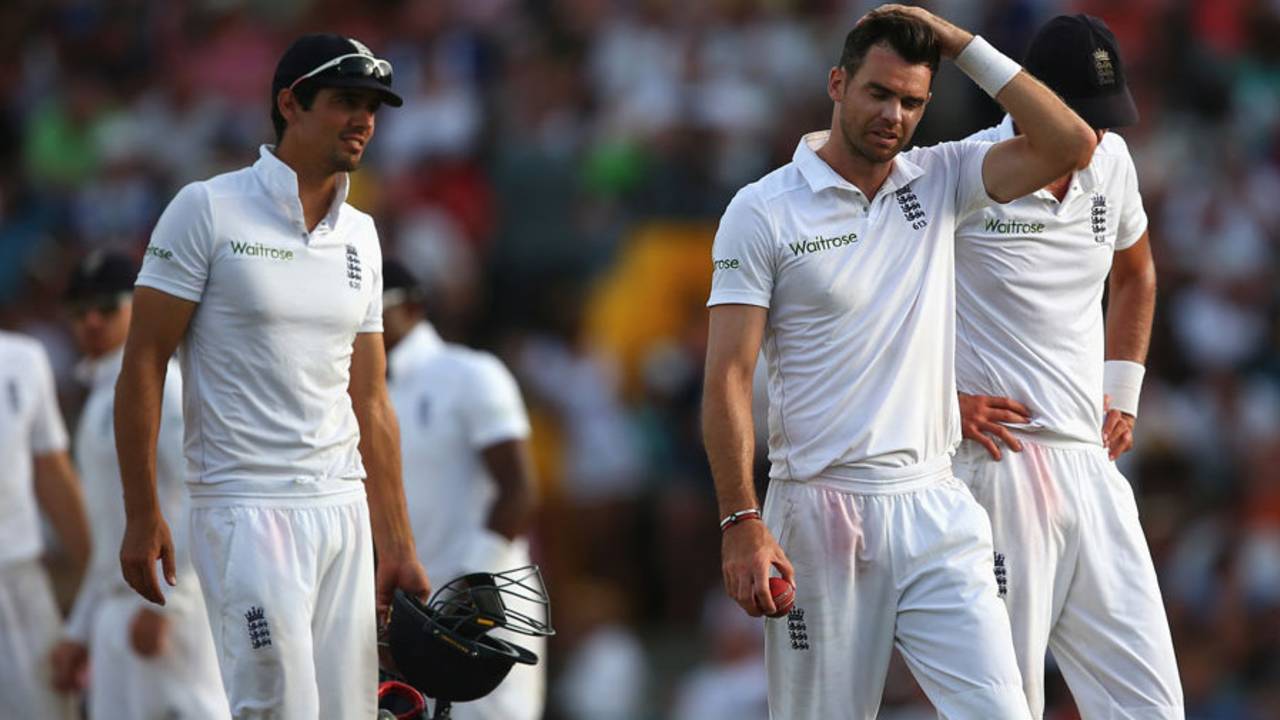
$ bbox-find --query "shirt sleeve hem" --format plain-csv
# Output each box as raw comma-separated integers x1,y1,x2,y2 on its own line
136,275,204,303
471,422,532,450
1114,219,1148,251
707,291,770,308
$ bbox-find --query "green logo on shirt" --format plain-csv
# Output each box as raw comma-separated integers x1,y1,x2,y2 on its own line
789,233,858,256
984,217,1046,235
230,241,295,261
144,245,173,261
713,258,741,270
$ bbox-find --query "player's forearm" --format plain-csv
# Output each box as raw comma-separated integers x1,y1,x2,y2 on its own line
994,70,1096,173
356,396,417,559
702,369,760,516
1106,257,1156,363
115,355,168,518
34,452,92,580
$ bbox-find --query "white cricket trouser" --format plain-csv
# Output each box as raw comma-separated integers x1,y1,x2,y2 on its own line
0,559,77,719
189,481,376,720
954,438,1183,719
87,590,230,719
432,541,546,720
763,458,1031,720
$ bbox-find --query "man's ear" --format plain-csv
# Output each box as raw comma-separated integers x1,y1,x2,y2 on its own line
277,88,299,125
827,66,846,103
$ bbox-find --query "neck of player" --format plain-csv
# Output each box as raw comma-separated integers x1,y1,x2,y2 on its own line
818,129,895,201
276,139,341,232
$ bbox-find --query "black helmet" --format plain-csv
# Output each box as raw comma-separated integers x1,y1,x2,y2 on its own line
385,566,555,704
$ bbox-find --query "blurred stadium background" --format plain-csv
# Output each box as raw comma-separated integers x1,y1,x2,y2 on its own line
2,0,1278,718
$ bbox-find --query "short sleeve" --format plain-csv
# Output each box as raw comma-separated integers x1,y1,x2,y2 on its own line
136,182,215,302
950,139,999,218
1114,149,1148,251
462,354,530,449
28,343,68,454
358,225,384,334
707,185,777,308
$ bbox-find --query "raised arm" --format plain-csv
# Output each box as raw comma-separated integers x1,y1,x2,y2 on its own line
116,287,195,605
349,332,430,607
873,4,1097,202
703,304,793,617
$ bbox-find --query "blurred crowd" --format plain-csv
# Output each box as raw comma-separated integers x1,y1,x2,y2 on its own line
1,0,1278,717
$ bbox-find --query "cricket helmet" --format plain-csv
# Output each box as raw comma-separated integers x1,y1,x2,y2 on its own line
384,565,555,703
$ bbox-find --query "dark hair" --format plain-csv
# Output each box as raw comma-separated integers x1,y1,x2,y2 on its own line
839,12,940,81
270,81,321,143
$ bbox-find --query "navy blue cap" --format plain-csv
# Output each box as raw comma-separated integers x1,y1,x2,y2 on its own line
1024,15,1138,129
273,34,403,107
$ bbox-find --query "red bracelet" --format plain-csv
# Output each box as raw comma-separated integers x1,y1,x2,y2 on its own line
719,508,762,532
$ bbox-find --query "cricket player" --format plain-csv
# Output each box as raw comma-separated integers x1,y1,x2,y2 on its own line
381,258,545,719
702,5,1098,718
0,331,89,719
952,16,1182,718
48,252,229,718
115,34,430,719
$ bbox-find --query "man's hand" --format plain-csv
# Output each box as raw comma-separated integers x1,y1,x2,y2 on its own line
129,607,170,657
1102,394,1135,460
119,511,175,605
721,520,795,618
49,640,88,693
959,393,1031,461
376,554,431,615
864,4,974,58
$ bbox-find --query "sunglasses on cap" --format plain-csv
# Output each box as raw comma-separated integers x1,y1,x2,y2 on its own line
289,53,393,92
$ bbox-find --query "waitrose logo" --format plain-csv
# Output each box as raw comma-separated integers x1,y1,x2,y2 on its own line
230,241,295,261
790,232,858,256
144,245,173,261
985,217,1046,235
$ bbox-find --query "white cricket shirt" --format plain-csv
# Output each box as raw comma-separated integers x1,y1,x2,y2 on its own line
63,350,201,641
0,331,70,565
137,146,384,490
708,131,995,480
955,116,1147,445
388,322,530,578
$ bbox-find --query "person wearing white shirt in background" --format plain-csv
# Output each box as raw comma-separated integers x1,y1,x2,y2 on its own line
702,4,1098,718
952,15,1182,718
381,257,545,720
114,34,429,718
48,252,230,718
0,331,89,718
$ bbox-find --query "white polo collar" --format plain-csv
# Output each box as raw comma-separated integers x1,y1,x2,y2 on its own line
75,346,124,389
253,145,350,232
994,115,1100,194
388,321,445,380
793,130,925,200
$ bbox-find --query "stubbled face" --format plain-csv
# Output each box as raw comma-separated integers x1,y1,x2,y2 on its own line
830,43,932,164
71,297,132,359
284,87,382,173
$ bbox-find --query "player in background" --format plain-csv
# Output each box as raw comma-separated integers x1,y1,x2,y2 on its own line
381,258,545,720
0,331,89,718
702,5,1097,718
48,252,230,718
952,15,1182,718
114,34,429,718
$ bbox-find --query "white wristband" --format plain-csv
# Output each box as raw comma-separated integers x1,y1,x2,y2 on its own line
1103,360,1145,417
954,36,1022,98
